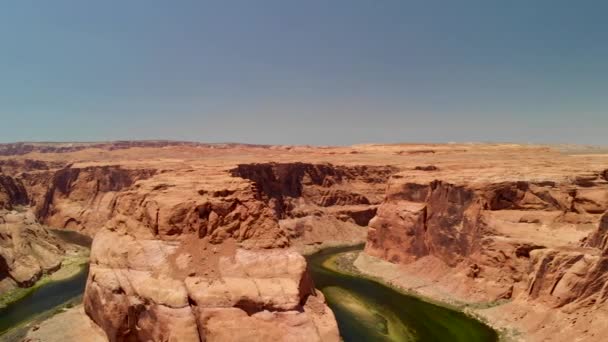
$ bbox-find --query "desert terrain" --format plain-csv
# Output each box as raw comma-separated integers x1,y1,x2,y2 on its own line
1,141,607,341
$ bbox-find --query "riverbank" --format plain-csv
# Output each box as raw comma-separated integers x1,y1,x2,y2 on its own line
0,250,89,310
307,246,499,341
20,304,107,342
295,239,366,256
0,296,82,342
323,250,476,313
353,252,524,341
0,225,91,338
0,256,90,337
319,248,514,341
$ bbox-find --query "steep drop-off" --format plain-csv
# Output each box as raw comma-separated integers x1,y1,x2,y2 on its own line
35,166,156,235
2,142,607,341
81,164,352,341
364,168,608,340
232,162,395,247
0,210,65,294
0,173,66,296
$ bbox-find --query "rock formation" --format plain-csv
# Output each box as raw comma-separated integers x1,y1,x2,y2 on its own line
364,157,608,340
83,165,340,341
35,165,156,234
0,209,65,293
0,172,61,294
2,141,608,341
64,161,391,341
0,174,28,210
231,162,394,246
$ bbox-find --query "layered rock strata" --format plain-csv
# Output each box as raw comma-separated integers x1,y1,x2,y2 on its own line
232,162,395,246
0,173,67,294
83,166,340,341
35,166,156,234
364,167,608,340
0,209,65,293
2,142,607,341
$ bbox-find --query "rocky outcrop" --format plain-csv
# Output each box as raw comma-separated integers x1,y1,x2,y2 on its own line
4,142,606,341
0,175,28,210
34,166,156,234
0,172,74,295
522,212,608,310
231,163,394,246
364,168,608,340
366,180,488,266
231,163,393,215
83,168,339,341
0,210,64,292
366,177,607,289
584,212,608,249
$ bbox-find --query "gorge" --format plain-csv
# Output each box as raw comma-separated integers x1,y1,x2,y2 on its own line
1,141,607,341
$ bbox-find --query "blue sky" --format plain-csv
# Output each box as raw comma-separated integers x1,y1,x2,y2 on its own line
1,0,606,145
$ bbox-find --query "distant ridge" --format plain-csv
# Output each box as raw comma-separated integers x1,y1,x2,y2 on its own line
0,140,274,156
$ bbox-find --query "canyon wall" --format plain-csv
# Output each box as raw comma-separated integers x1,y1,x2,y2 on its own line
0,174,28,210
1,157,391,341
34,166,156,234
78,162,394,341
80,163,359,341
3,142,608,341
232,162,394,246
364,167,608,339
0,173,65,294
0,210,65,293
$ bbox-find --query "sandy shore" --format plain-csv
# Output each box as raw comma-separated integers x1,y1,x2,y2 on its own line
23,305,107,342
0,250,89,310
353,251,521,341
353,251,608,342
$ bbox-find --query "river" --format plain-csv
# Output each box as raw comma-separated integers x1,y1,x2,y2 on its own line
0,265,89,335
0,239,498,341
0,229,91,336
306,245,498,342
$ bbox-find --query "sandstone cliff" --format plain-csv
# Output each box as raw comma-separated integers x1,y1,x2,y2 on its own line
232,162,394,247
0,173,65,294
2,142,607,341
34,165,156,235
364,165,608,340
83,165,340,341
0,174,28,210
2,156,390,341
0,209,65,294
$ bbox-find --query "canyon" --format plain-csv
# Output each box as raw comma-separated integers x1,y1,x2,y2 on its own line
1,141,607,341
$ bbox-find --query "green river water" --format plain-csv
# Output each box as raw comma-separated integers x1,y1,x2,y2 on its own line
1,240,498,341
307,245,499,342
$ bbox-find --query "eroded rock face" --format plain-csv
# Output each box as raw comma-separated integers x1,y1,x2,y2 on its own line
232,163,394,246
0,173,69,294
231,163,393,212
4,142,606,341
0,175,28,210
523,211,608,310
83,168,339,342
367,180,485,266
585,212,608,249
365,169,608,333
35,166,156,234
0,210,64,292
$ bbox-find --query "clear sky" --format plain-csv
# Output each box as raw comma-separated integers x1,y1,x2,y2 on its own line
1,0,606,145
